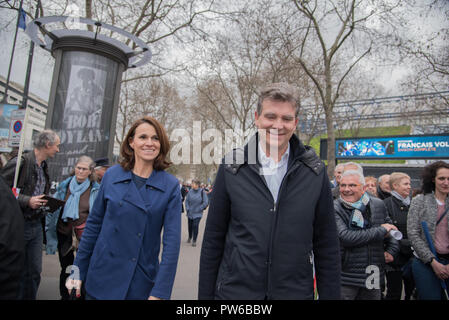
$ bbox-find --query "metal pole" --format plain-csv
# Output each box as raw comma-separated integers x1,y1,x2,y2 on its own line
21,1,41,109
2,0,24,104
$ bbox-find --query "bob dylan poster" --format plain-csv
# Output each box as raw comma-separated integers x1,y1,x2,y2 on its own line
49,51,119,185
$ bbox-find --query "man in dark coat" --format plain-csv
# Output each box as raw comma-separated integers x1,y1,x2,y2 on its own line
0,175,24,299
377,174,391,200
334,170,399,300
1,130,60,299
198,83,341,300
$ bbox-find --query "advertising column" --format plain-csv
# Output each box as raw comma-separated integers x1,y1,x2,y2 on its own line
47,49,122,182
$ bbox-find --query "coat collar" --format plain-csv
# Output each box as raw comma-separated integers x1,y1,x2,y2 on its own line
110,165,167,192
224,133,323,176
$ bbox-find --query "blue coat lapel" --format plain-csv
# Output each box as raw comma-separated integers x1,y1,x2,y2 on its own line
110,167,167,214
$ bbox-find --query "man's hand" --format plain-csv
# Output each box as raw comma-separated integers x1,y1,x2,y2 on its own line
381,223,397,232
384,252,394,263
148,296,162,300
381,223,397,237
28,194,48,210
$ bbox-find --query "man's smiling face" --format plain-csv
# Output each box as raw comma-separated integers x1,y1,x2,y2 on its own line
255,98,298,159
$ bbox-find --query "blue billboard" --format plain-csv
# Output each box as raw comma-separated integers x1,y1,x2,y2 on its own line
336,134,449,159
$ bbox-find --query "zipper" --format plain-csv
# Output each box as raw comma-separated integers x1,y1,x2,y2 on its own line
264,161,300,299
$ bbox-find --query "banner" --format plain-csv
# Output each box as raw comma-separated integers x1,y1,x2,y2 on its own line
336,134,449,159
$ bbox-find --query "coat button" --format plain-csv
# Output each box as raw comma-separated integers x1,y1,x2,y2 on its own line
119,201,123,206
132,258,136,262
137,233,142,237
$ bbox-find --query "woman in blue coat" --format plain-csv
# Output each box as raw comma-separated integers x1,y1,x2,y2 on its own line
66,116,182,300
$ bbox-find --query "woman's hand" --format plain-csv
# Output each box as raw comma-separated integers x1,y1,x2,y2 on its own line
148,296,162,300
431,259,449,280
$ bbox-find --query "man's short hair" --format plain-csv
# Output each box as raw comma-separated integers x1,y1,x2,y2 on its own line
334,163,345,173
342,162,364,175
378,174,390,184
257,82,300,117
33,130,59,149
341,170,365,185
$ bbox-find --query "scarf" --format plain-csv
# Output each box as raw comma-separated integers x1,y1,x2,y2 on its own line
61,177,90,222
340,192,371,229
391,190,411,206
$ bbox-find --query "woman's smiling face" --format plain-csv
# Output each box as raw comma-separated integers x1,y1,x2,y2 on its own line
129,122,161,165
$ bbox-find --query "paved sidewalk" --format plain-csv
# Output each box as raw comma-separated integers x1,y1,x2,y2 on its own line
37,210,207,300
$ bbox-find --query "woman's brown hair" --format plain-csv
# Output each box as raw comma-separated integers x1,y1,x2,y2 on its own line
119,116,171,171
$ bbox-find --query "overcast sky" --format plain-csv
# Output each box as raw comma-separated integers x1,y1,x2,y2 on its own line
0,2,447,103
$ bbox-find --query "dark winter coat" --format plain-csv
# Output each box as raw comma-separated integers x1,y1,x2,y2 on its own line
376,185,391,200
384,196,413,268
0,175,24,299
199,133,341,300
334,197,400,288
0,150,50,220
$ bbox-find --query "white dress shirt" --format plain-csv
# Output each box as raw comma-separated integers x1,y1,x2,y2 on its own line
258,142,290,203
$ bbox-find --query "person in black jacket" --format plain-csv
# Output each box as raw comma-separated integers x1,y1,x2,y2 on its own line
377,174,392,200
0,175,24,299
0,130,60,300
199,82,341,300
335,170,399,300
383,172,415,300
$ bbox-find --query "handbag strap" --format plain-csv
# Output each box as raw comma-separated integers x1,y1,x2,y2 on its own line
436,206,449,226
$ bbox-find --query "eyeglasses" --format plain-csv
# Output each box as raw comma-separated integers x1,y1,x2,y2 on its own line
75,166,90,172
340,184,361,189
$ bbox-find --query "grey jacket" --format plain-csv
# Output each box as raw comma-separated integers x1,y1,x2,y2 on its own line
407,193,449,264
185,188,208,219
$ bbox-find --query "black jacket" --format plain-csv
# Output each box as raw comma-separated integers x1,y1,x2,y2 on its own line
199,134,341,300
0,150,50,220
0,175,24,299
334,197,399,288
383,196,413,268
376,185,391,200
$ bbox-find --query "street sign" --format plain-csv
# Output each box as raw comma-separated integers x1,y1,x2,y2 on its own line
8,109,27,147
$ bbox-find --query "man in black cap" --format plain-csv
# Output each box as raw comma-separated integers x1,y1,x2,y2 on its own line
94,157,111,182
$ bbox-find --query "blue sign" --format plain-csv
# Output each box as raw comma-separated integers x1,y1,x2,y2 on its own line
13,120,22,133
336,135,449,159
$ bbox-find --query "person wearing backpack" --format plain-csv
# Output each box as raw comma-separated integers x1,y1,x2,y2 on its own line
185,179,209,247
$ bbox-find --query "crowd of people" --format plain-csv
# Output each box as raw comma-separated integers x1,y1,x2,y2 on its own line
0,82,448,301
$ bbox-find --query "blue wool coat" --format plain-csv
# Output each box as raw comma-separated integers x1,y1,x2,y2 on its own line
73,164,182,300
